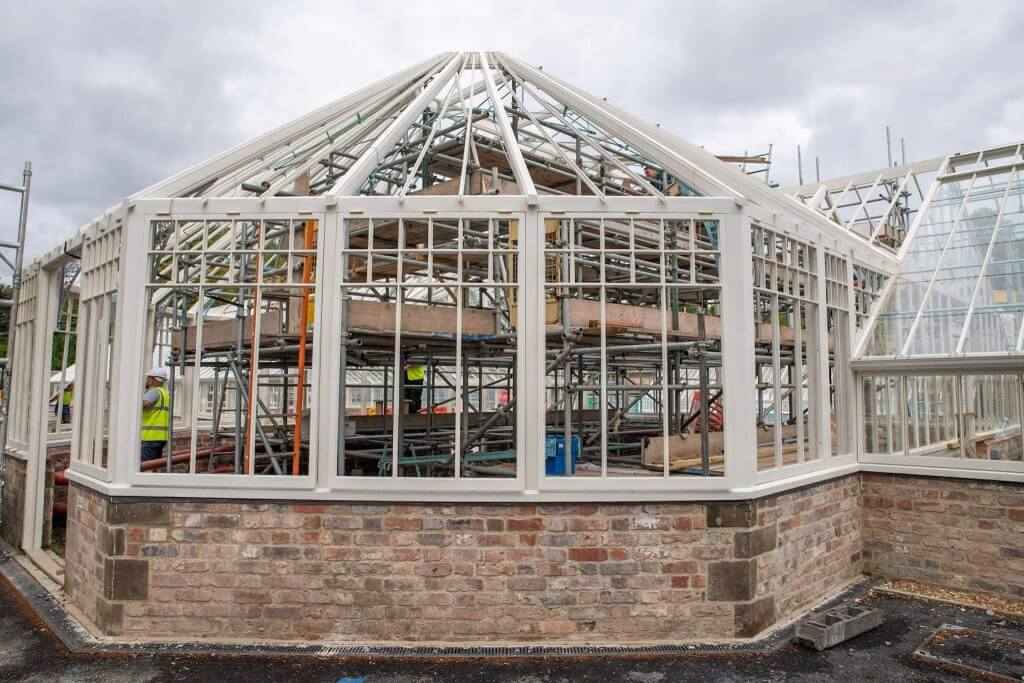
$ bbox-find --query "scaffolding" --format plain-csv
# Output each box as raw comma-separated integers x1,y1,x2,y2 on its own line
788,155,946,251
0,161,31,495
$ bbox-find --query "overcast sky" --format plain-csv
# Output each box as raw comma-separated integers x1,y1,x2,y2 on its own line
1,0,1022,258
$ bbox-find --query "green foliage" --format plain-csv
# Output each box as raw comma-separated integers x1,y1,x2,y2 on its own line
52,332,76,371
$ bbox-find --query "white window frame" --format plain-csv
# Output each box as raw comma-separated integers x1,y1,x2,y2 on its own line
54,194,905,500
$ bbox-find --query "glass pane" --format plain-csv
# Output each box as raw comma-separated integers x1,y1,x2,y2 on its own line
905,375,958,455
962,374,1022,461
339,216,518,479
962,171,1024,352
906,171,1012,355
864,177,972,355
862,376,904,455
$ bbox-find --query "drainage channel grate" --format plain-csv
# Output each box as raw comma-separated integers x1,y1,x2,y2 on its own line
0,547,869,659
913,624,1024,682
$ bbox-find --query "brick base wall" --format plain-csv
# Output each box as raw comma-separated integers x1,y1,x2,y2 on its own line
64,475,861,643
862,472,1024,600
2,454,26,549
64,482,124,632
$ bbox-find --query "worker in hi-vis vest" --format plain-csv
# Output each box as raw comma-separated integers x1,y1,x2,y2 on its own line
49,380,74,424
141,367,171,462
403,363,425,414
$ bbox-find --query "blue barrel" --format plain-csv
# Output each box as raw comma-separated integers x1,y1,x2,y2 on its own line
545,434,579,475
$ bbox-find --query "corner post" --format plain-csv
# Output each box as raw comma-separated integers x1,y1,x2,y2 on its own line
21,265,58,550
108,205,149,487
720,204,758,489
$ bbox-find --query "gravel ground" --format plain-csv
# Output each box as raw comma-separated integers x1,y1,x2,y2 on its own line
1,570,1020,682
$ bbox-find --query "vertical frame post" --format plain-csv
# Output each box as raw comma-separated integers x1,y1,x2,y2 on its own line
813,244,831,459
522,208,543,492
316,205,341,490
21,266,57,550
107,206,149,486
720,206,757,489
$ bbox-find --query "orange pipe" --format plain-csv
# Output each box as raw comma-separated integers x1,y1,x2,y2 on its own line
292,220,314,475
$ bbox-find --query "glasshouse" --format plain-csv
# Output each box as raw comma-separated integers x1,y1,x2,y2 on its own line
2,52,1021,644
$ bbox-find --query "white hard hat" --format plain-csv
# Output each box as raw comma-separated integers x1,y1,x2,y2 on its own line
146,367,169,383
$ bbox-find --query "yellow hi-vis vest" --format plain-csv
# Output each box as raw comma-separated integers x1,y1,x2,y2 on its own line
406,366,425,381
62,389,73,406
141,385,170,442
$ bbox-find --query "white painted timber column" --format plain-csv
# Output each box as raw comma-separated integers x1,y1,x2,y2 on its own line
521,207,544,493
107,206,149,487
812,243,831,459
22,266,58,550
315,203,341,491
847,249,864,458
843,253,858,457
720,206,758,489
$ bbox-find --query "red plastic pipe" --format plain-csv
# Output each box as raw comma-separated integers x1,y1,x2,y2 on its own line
53,444,236,481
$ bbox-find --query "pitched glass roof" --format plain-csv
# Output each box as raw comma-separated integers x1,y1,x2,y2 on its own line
860,144,1024,357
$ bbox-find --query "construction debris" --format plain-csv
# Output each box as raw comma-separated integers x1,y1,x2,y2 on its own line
795,604,883,651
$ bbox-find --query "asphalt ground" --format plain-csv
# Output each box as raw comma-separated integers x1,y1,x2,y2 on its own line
1,568,1018,682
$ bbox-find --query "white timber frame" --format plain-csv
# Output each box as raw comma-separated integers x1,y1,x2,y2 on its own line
48,193,895,502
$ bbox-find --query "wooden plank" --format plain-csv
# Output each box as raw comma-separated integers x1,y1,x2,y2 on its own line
347,300,496,336
566,299,723,339
177,299,497,352
173,310,290,352
643,432,725,467
561,299,825,347
411,169,520,196
641,423,801,468
644,444,798,474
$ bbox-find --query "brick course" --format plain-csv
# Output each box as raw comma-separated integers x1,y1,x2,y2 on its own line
862,472,1024,600
64,475,861,643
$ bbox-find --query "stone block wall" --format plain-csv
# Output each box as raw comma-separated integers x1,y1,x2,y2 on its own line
756,475,863,629
862,472,1024,600
1,447,71,551
64,483,128,633
64,474,862,643
2,454,27,548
